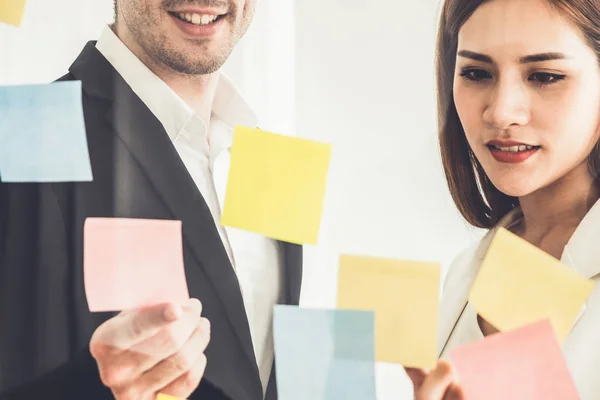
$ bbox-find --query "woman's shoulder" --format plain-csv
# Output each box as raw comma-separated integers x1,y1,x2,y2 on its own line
442,208,523,294
442,232,492,295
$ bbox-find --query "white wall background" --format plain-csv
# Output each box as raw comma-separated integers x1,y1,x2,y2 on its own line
293,1,482,398
0,1,482,398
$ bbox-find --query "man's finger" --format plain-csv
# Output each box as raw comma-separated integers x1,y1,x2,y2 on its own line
125,312,201,374
136,320,210,394
120,303,184,347
185,298,202,316
90,304,176,361
156,353,208,399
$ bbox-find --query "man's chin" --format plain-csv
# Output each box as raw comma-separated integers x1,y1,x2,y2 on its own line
154,46,227,75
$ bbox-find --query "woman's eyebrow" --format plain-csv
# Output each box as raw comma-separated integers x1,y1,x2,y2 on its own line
457,50,572,64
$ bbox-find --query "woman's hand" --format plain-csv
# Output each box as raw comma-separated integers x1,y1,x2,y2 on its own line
405,360,465,400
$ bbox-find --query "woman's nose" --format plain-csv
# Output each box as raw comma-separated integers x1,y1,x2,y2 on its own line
483,80,530,129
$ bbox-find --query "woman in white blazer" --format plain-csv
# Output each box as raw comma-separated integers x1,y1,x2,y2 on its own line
406,0,600,399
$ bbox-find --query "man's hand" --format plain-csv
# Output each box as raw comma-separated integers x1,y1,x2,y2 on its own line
405,360,465,400
90,298,210,400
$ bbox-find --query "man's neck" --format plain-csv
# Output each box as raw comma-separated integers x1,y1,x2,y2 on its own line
112,23,219,131
162,72,220,129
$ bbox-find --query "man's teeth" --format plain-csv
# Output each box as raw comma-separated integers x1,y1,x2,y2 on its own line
177,12,219,25
493,145,536,152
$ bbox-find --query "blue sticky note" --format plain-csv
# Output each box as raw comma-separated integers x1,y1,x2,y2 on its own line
274,305,377,400
0,81,92,182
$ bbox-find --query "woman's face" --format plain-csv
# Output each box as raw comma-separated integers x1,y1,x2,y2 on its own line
453,0,600,197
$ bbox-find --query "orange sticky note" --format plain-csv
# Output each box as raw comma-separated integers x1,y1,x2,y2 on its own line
469,228,594,342
84,218,190,312
221,127,332,245
337,255,440,368
0,0,27,26
451,320,580,400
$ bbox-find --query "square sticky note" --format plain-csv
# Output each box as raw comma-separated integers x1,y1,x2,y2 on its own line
84,218,189,312
469,228,595,341
0,0,27,26
0,82,93,182
451,320,580,400
337,255,440,368
221,127,332,245
274,306,376,400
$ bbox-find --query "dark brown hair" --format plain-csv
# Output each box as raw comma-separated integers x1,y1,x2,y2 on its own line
436,0,600,229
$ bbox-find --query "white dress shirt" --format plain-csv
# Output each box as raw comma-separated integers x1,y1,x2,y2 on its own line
437,200,600,399
96,26,282,395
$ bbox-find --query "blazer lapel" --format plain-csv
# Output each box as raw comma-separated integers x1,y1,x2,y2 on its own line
560,198,600,329
281,242,303,305
211,142,304,308
562,198,600,280
69,42,258,381
437,230,495,358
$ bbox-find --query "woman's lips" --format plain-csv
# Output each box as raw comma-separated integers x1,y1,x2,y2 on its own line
487,144,540,163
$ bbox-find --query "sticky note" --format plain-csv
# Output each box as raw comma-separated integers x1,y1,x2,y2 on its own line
273,305,376,400
221,127,332,245
84,218,189,312
337,255,440,368
157,394,186,400
0,0,27,26
451,320,579,400
469,228,594,341
0,82,92,182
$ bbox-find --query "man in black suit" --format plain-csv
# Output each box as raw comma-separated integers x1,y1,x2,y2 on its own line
0,0,302,399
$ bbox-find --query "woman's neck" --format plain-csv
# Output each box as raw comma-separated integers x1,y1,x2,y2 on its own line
515,163,600,257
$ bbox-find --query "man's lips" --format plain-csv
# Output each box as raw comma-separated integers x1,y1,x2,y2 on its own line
168,10,226,37
167,6,228,19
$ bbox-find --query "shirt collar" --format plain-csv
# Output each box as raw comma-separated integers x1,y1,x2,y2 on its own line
95,25,257,144
496,199,600,279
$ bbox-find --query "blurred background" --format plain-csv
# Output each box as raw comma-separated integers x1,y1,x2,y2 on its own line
0,0,483,398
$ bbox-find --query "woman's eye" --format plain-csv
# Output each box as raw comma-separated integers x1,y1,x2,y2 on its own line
459,69,491,83
529,72,566,85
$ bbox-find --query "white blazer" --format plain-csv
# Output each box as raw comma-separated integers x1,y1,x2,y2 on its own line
436,200,600,400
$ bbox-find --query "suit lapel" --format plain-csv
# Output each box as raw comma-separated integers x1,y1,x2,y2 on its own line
69,42,258,379
210,131,304,309
281,243,303,305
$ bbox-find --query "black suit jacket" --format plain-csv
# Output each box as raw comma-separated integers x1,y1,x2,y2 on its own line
0,41,303,400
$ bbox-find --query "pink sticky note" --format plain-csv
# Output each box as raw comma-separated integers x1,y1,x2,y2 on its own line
450,320,580,400
84,218,190,312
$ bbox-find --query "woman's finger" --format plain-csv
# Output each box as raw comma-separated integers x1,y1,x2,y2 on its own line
445,382,466,400
405,367,427,391
418,360,456,399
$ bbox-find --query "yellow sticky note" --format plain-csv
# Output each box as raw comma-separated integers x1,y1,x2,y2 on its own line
337,255,440,368
469,228,595,342
157,394,186,400
0,0,27,27
221,127,332,245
